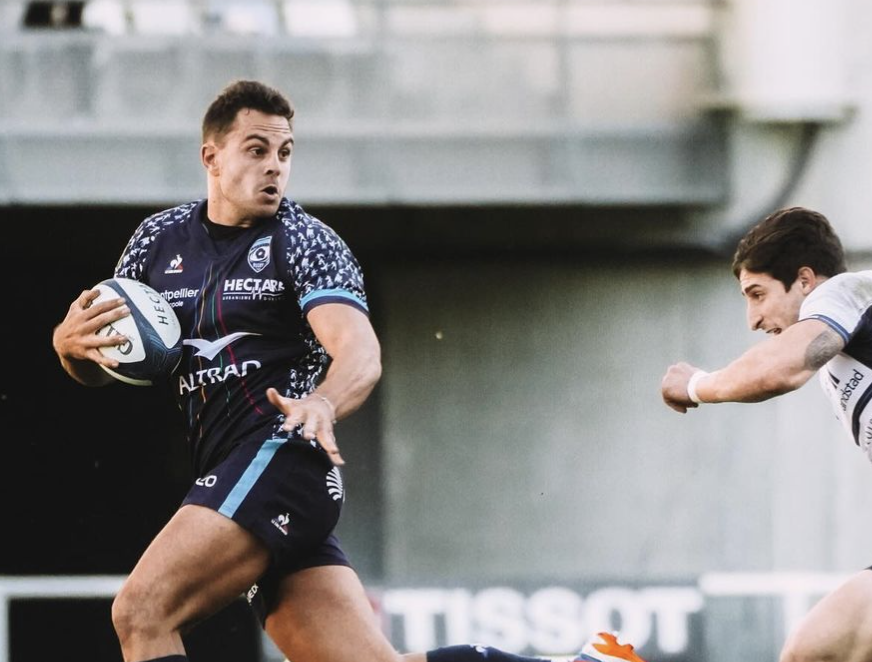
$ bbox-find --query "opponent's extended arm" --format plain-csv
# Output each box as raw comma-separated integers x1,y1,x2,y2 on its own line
662,319,845,412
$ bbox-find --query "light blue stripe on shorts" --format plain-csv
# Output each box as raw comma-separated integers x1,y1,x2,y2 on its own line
218,438,286,518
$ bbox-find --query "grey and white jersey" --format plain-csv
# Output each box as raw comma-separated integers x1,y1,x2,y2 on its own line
800,271,872,461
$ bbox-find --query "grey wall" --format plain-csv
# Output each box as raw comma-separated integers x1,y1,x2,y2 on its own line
0,1,726,206
371,255,872,586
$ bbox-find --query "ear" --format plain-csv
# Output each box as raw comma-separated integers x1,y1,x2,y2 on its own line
201,143,219,174
796,266,817,294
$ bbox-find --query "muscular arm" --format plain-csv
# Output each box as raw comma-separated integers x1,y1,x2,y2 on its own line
700,319,844,402
305,303,382,420
661,319,845,411
804,327,845,371
266,302,382,464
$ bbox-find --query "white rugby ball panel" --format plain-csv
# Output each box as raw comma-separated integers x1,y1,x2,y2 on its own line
93,282,147,363
95,278,181,347
100,364,152,387
93,277,183,386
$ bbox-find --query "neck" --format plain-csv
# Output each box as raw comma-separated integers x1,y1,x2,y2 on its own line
205,194,255,228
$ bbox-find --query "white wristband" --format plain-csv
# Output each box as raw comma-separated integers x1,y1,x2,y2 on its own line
686,370,709,404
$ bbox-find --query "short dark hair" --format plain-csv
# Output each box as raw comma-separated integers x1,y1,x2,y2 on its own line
202,80,294,143
731,206,847,289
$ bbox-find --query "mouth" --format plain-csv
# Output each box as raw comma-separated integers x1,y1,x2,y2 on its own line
260,185,279,197
766,328,781,335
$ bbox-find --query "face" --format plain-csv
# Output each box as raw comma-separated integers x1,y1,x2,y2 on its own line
739,268,809,335
202,108,293,225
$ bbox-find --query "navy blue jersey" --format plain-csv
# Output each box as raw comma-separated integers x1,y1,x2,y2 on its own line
114,198,369,474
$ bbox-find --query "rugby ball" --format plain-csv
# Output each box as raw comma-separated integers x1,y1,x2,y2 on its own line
92,277,183,386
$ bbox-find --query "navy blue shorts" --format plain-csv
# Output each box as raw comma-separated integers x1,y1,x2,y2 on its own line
182,437,351,624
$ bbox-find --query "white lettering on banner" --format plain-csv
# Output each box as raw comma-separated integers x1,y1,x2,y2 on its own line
0,574,847,662
584,588,651,651
383,589,448,651
475,588,527,651
643,588,703,653
382,586,703,656
527,587,584,653
445,589,471,645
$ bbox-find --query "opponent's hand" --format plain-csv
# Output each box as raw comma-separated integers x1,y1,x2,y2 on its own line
661,361,701,413
266,387,344,466
52,288,131,369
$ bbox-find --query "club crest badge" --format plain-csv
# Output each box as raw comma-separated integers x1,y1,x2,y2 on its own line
248,237,272,273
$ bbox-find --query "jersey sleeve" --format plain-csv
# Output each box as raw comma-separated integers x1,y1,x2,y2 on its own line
113,218,152,281
799,272,872,344
282,208,369,316
113,203,198,283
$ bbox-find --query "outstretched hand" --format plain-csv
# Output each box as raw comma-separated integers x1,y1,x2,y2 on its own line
661,361,701,413
266,387,345,466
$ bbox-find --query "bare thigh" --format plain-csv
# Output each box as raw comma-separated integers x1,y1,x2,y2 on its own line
781,570,872,662
115,504,270,649
266,565,424,662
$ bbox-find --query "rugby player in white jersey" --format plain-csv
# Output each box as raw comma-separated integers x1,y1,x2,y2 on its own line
661,205,872,662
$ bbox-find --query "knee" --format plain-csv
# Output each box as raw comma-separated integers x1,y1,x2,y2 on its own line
111,578,165,645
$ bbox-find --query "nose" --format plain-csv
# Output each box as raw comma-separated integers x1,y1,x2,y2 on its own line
747,304,763,331
265,151,281,174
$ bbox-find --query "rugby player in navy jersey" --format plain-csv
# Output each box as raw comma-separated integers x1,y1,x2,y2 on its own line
662,206,872,662
52,80,645,662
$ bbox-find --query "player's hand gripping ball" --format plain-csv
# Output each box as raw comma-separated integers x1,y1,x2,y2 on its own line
92,278,183,386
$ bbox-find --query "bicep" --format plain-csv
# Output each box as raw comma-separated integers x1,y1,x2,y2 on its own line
802,322,846,370
776,319,845,376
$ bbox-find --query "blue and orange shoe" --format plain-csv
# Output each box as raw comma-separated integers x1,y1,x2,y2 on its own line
573,632,648,662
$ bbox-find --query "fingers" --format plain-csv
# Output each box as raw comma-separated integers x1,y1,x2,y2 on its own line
301,416,345,467
265,387,283,408
316,430,345,467
85,346,121,369
54,291,131,363
661,362,700,413
267,389,345,466
664,399,690,414
70,289,130,336
71,288,97,312
88,299,130,332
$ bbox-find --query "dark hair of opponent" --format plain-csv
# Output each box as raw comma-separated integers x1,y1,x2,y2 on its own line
732,206,847,290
